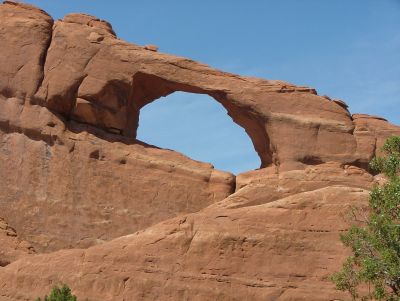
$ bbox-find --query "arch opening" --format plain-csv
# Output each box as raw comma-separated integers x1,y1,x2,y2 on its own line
137,91,261,174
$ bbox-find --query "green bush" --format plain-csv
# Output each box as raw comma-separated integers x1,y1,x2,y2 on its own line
36,284,77,301
332,136,400,300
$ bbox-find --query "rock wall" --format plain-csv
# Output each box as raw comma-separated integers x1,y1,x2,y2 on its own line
0,217,34,267
0,1,235,253
0,1,399,300
0,166,376,300
2,1,398,172
0,92,234,252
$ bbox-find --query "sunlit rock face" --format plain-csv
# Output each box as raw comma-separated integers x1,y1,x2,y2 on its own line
0,1,400,300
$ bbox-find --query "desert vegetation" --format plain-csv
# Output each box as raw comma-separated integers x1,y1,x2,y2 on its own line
332,136,400,300
36,285,78,301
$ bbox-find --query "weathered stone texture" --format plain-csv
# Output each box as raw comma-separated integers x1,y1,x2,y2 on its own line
0,1,399,300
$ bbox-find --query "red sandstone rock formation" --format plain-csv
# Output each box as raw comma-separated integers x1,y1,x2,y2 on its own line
0,1,399,300
0,95,234,252
0,218,35,267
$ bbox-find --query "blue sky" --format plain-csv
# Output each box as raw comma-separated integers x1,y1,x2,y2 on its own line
25,1,400,174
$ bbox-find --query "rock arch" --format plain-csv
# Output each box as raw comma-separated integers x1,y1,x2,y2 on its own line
126,72,269,169
2,7,373,172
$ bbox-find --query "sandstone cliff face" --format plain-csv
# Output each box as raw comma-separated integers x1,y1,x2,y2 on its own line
0,1,399,301
0,218,35,268
0,95,234,252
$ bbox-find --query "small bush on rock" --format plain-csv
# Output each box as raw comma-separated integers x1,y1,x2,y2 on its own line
332,136,400,300
36,284,77,301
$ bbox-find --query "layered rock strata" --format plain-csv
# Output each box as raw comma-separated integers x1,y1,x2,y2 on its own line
0,1,399,300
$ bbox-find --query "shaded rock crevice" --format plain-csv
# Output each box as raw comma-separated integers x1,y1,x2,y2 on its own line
32,12,54,98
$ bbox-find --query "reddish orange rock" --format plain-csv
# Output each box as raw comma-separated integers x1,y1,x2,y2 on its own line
144,44,159,52
332,98,349,109
352,113,400,167
1,1,398,172
0,95,235,252
0,217,35,267
0,185,369,301
0,1,399,301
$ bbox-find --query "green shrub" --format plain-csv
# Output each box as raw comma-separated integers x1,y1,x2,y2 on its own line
36,284,77,301
332,136,400,300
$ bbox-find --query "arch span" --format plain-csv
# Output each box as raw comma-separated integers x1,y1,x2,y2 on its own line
137,91,261,174
125,72,272,169
25,11,362,173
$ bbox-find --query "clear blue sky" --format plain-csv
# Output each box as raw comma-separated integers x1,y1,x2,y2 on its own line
25,1,400,174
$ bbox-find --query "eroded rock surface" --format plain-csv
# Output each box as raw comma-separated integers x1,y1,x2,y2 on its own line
0,185,369,301
0,164,378,300
0,95,234,252
1,1,397,172
0,1,400,301
0,217,35,268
